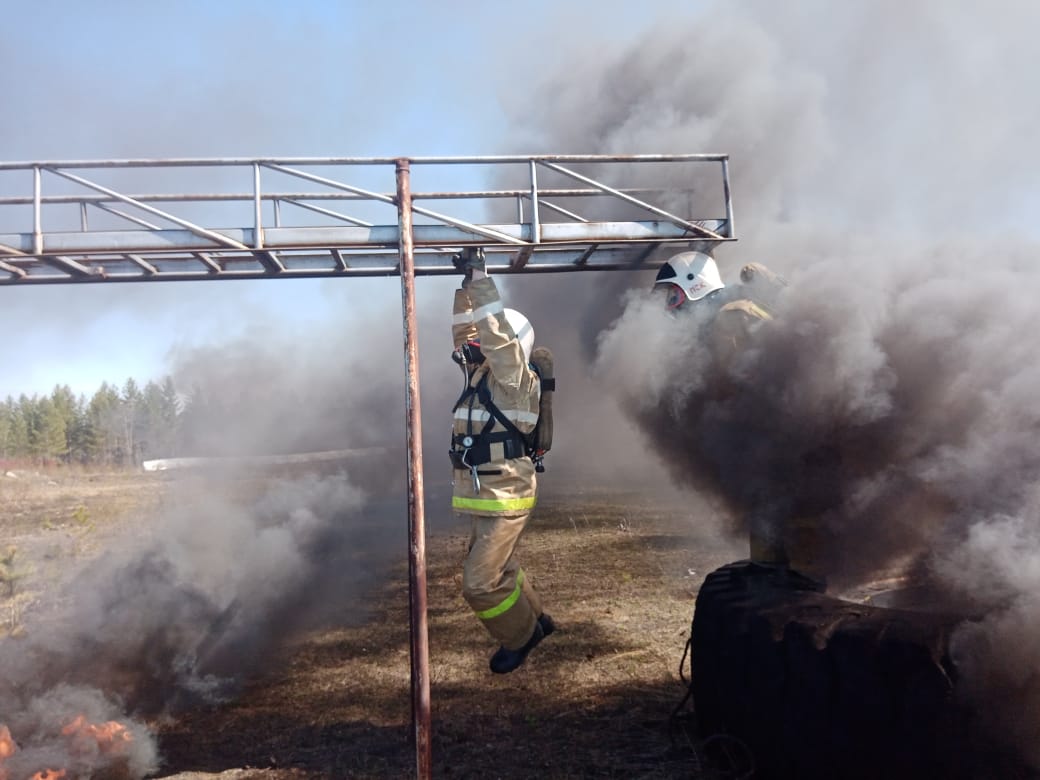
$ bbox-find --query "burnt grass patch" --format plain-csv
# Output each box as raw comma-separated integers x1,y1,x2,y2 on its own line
153,487,741,778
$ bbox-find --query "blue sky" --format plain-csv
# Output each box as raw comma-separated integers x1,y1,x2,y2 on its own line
3,0,1038,400
0,0,697,399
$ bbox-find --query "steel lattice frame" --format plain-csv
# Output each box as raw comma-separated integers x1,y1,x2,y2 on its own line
0,154,733,284
0,153,736,780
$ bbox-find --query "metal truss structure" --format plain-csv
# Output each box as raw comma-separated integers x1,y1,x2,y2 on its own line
0,154,733,284
0,151,736,780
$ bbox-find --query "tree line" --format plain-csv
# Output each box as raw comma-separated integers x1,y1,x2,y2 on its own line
0,378,183,467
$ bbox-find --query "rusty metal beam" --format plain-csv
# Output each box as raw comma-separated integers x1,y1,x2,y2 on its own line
396,158,432,780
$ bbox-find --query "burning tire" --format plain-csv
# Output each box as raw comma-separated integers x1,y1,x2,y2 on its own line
689,561,981,780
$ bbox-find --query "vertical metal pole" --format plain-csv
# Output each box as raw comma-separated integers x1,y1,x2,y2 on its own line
33,166,42,255
396,158,432,780
253,163,264,248
529,159,541,243
721,157,735,239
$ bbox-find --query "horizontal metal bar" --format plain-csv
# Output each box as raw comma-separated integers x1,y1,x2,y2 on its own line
0,153,728,171
0,187,676,207
0,220,727,255
0,241,732,285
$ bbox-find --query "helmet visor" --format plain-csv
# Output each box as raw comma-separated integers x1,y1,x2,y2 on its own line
655,283,686,310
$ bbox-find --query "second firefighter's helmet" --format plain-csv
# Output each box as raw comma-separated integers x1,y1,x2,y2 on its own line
653,251,725,309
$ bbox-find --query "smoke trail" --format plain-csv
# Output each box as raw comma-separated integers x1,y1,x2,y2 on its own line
0,285,465,776
0,463,401,776
496,0,1040,765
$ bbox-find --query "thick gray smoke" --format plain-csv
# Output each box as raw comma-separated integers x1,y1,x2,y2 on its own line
0,466,395,777
497,0,1040,765
0,281,466,777
3,0,1039,771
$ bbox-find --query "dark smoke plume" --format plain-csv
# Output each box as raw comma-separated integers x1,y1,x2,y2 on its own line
496,0,1040,766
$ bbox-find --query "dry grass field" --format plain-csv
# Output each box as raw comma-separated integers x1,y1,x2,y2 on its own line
1,466,745,779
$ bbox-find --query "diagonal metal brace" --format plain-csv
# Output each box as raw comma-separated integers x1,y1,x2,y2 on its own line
45,167,253,252
538,161,725,241
264,163,529,247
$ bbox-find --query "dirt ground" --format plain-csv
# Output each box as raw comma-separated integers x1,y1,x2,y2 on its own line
1,466,745,779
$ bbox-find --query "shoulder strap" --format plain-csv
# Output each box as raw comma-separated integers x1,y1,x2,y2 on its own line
452,367,487,413
474,375,527,440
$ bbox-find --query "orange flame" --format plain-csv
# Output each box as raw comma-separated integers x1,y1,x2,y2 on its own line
1,716,131,779
61,714,132,755
0,724,15,759
1,723,68,780
0,724,16,780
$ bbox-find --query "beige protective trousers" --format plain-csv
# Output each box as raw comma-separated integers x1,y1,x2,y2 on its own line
461,510,543,650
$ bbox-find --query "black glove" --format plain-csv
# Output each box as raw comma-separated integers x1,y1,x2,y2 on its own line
451,247,486,280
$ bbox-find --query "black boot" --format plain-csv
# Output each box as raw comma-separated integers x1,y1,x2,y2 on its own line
490,620,546,674
538,613,556,637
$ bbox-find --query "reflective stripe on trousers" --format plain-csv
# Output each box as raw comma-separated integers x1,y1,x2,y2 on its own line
475,569,526,619
462,511,542,650
453,495,537,513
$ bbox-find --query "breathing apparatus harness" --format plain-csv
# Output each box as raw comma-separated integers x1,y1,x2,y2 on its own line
449,342,551,493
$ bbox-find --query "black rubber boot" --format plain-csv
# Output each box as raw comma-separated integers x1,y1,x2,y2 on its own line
490,620,546,674
538,613,556,637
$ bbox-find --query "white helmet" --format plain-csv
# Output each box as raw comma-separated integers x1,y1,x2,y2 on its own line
454,308,535,367
653,251,725,309
504,308,535,362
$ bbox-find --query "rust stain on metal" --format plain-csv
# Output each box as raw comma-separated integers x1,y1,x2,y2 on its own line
396,158,432,780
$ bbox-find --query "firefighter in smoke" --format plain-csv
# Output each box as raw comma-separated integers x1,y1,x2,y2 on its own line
653,249,782,372
449,247,555,673
651,250,823,578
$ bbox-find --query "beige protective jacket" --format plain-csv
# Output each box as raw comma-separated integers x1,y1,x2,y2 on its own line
451,276,540,517
711,297,773,370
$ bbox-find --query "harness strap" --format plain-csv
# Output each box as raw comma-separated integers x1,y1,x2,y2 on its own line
475,377,533,450
449,372,533,467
